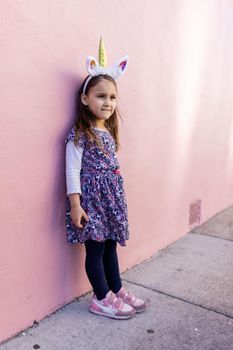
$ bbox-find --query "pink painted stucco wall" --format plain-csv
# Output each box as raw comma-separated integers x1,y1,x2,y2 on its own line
1,0,233,343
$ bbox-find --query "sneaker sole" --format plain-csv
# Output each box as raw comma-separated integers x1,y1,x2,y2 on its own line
135,307,146,314
89,307,135,320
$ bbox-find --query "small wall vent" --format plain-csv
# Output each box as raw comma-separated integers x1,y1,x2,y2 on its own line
189,199,201,228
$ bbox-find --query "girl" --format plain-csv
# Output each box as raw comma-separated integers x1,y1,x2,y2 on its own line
65,40,146,320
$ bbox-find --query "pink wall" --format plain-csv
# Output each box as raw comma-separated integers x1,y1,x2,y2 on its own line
1,0,233,343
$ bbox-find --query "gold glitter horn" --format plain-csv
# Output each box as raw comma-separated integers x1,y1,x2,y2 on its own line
99,36,107,67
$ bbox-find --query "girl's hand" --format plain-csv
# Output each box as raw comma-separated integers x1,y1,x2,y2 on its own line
70,204,89,228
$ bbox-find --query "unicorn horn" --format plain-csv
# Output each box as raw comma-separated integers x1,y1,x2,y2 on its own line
99,36,107,67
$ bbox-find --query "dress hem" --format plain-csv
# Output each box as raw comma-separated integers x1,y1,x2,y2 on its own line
66,237,128,247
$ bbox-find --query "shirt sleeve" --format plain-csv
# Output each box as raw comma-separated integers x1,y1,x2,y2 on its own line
65,140,84,195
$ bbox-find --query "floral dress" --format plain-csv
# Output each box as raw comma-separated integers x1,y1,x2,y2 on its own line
65,127,129,246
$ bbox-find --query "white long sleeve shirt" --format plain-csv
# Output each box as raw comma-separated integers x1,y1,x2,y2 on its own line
65,140,83,195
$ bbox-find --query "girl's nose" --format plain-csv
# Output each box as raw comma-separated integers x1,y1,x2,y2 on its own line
103,99,110,105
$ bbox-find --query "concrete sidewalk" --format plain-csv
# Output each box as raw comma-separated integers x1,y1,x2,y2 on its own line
1,206,233,350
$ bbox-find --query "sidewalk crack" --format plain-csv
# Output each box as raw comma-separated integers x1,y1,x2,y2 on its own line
122,278,233,319
190,231,233,242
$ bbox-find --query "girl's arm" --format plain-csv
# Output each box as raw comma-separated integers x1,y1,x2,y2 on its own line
65,141,89,228
65,140,83,196
68,193,81,207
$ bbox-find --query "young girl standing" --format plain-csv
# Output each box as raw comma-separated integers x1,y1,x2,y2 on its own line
65,38,146,319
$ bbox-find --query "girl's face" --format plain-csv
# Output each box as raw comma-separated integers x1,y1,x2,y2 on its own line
81,79,117,122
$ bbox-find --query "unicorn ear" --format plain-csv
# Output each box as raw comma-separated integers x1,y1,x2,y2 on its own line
86,56,99,76
110,55,129,79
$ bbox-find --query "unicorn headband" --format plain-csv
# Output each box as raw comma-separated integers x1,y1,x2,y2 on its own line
82,36,129,95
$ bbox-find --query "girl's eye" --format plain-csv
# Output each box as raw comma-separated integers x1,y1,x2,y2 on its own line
96,94,116,99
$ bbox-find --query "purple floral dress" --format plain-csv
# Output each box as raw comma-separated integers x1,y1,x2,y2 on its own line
65,127,129,246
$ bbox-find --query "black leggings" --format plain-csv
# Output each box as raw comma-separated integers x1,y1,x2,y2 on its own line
84,239,122,300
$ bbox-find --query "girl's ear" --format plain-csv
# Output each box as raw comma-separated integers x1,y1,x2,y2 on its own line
86,56,99,76
110,55,129,79
81,93,88,105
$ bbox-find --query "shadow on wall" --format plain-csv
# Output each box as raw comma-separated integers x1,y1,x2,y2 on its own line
50,71,83,239
49,70,90,297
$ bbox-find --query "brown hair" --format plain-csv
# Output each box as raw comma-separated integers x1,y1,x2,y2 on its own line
74,74,121,152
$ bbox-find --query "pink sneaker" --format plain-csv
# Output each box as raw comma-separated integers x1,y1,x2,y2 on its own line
116,287,147,313
89,291,136,320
